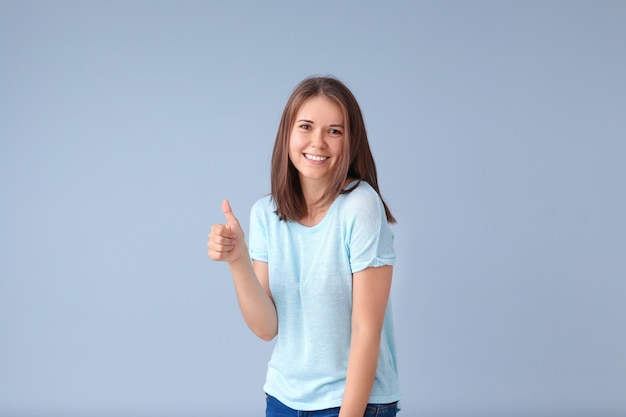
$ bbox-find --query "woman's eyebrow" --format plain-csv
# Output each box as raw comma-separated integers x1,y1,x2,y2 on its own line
295,119,344,128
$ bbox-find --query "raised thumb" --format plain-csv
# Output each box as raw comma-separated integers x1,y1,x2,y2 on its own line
221,199,239,227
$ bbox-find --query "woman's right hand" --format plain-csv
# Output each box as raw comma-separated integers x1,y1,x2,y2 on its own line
207,199,245,263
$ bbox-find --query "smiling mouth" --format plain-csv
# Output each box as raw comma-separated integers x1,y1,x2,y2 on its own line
304,153,329,162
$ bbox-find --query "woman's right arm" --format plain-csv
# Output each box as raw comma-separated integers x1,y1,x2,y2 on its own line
208,200,277,341
227,255,277,341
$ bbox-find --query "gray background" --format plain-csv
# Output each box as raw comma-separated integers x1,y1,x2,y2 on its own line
1,1,625,416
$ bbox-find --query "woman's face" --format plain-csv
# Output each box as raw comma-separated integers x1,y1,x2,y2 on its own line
288,96,345,188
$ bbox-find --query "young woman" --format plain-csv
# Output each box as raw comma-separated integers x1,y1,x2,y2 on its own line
208,76,401,417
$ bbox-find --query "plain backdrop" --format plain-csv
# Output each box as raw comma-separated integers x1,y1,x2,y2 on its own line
1,1,625,416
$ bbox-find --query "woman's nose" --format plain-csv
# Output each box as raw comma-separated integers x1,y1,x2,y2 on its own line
311,130,326,149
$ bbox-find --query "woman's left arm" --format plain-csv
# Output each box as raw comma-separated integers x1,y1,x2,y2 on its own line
339,265,393,417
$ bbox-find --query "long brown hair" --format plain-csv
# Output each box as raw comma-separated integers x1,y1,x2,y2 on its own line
271,76,396,224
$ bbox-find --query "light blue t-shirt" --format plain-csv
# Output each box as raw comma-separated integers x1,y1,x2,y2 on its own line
248,181,401,411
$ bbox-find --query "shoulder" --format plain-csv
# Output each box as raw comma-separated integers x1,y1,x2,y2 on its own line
250,195,277,223
251,194,274,213
339,181,386,222
348,180,378,198
342,181,384,210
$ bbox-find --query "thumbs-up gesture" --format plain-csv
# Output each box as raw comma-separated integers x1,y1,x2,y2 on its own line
208,200,245,263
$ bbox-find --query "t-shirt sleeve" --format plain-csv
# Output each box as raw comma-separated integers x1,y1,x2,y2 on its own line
346,188,395,273
248,199,268,263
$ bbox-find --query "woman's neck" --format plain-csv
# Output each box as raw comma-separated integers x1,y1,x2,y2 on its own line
299,205,330,227
299,178,332,226
297,177,354,226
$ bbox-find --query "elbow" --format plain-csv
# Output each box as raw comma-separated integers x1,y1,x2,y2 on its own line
245,307,278,341
256,328,277,342
249,319,277,341
259,333,276,342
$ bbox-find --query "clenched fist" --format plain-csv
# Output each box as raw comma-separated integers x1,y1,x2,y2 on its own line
207,200,245,263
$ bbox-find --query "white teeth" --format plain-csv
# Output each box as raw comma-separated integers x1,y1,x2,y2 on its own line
304,153,329,162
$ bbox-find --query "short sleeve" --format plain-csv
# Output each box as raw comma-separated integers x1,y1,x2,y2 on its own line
248,198,269,262
345,187,395,273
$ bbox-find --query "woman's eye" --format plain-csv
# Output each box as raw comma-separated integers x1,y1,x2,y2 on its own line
329,129,342,135
299,124,311,130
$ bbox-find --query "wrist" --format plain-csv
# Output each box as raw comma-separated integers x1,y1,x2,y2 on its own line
227,245,251,271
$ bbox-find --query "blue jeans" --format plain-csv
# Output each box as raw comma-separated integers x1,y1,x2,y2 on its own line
266,394,398,417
